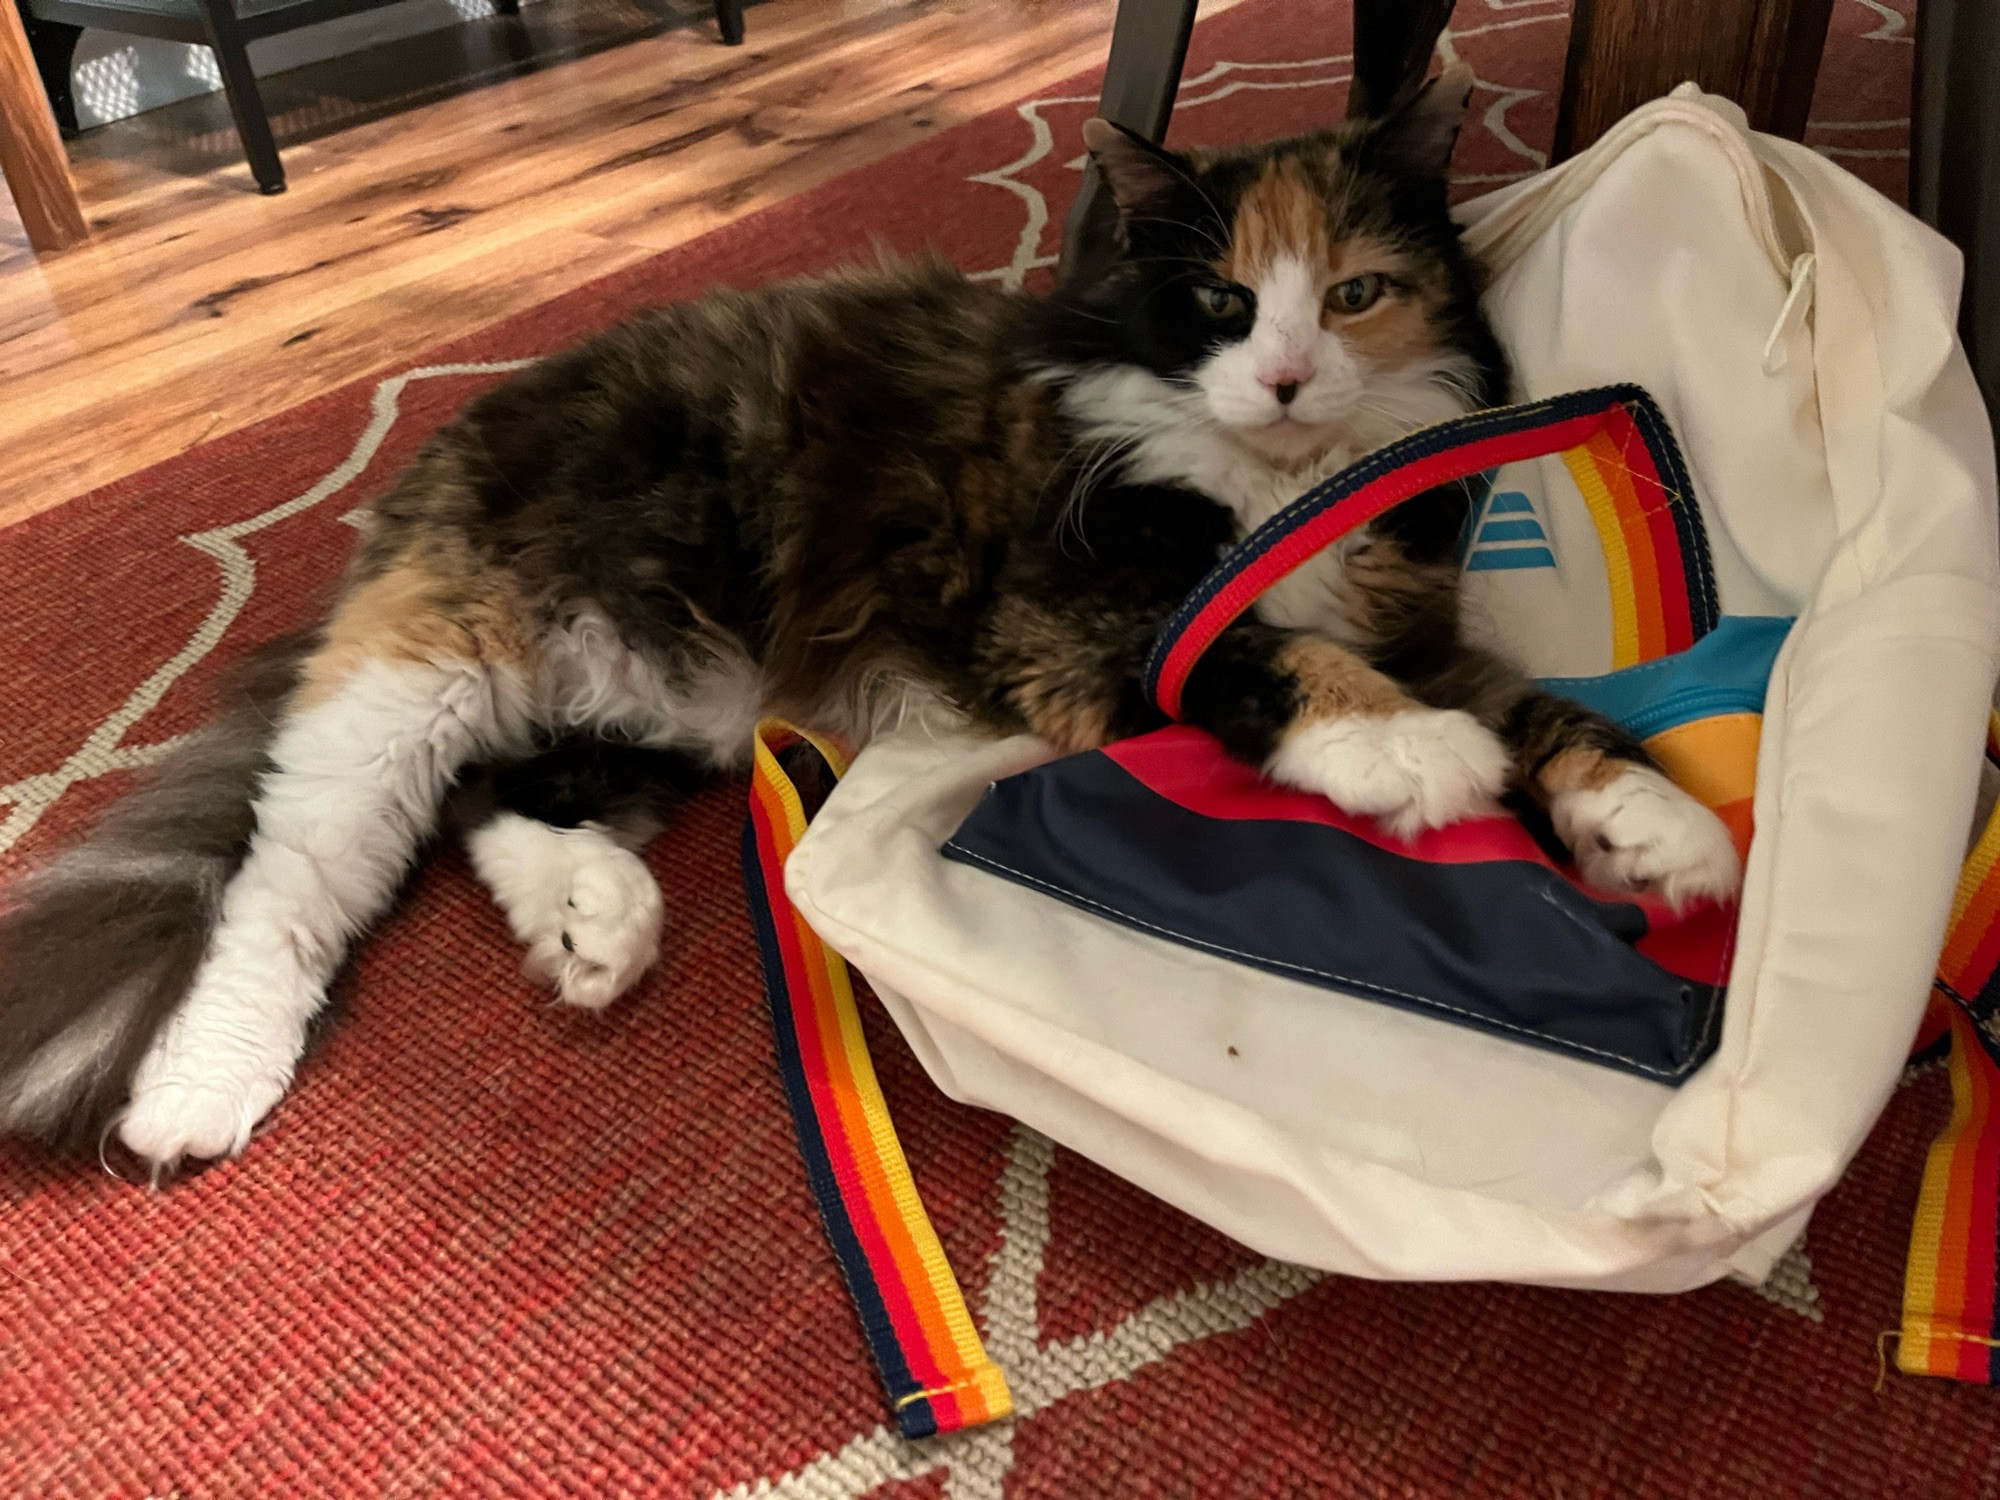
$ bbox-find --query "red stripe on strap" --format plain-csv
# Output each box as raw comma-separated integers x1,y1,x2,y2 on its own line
1154,413,1606,718
751,794,953,1396
1603,401,1696,655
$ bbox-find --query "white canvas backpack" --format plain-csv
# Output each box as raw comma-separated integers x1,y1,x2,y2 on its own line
783,88,2000,1292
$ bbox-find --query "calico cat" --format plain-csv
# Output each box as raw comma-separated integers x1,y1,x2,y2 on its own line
0,66,1739,1173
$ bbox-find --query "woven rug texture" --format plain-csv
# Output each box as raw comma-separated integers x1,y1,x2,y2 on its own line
3,2,1984,1495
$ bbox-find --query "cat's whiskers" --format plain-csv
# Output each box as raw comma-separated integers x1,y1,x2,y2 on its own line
1058,428,1141,557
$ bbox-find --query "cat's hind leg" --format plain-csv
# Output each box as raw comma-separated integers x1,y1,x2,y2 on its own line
0,638,311,1151
115,562,538,1169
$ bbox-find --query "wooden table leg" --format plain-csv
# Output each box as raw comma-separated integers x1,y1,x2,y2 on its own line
1553,0,1836,162
0,0,86,252
1348,0,1457,118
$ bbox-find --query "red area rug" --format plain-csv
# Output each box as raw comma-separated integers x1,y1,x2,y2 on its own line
3,3,1975,1495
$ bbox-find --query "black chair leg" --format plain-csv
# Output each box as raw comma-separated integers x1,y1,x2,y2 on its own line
1348,0,1457,118
18,8,84,134
1056,0,1197,285
193,0,286,194
715,0,743,45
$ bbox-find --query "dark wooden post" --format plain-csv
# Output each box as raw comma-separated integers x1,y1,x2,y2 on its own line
1552,0,1837,162
1913,0,2000,429
1057,0,1198,288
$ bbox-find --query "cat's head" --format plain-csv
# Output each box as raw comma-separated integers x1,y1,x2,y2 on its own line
1048,66,1505,467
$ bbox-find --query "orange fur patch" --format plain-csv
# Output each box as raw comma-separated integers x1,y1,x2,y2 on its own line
296,552,534,708
1278,636,1410,727
1216,165,1444,363
1219,160,1328,285
1537,747,1628,797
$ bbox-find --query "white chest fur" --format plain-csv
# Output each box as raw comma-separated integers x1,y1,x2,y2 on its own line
1056,365,1417,643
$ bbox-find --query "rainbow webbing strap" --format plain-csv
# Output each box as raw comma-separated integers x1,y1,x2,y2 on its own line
1901,711,2000,1383
742,720,1012,1437
1146,385,1717,718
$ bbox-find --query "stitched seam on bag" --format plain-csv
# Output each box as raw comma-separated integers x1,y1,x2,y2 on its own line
1687,940,1728,1065
941,840,1698,1082
1623,395,1721,635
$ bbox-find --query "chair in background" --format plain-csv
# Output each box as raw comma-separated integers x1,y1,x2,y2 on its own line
1,0,86,248
13,0,746,196
1059,0,1842,282
1549,0,1835,160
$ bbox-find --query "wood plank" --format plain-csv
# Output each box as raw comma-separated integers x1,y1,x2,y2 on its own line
1,0,1228,525
1552,0,1834,161
1741,0,1836,141
0,227,653,530
0,0,87,252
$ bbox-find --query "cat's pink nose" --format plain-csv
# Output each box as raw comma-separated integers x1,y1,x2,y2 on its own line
1259,364,1313,399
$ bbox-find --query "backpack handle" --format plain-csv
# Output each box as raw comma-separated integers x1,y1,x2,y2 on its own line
1143,384,1713,718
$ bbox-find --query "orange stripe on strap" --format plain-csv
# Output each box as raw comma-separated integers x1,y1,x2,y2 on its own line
1583,428,1668,662
1901,745,2000,1386
792,890,972,1408
745,721,1011,1434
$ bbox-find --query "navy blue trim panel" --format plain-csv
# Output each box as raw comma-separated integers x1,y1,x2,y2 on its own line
943,753,1722,1083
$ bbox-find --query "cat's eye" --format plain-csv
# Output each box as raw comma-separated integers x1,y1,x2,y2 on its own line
1326,273,1386,315
1193,283,1251,320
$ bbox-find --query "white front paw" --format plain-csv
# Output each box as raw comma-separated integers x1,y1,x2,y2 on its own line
1554,765,1742,909
468,813,663,1010
1267,709,1511,839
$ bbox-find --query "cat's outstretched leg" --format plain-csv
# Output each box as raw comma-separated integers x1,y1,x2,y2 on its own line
116,654,531,1167
1339,550,1741,908
0,638,311,1151
111,563,539,1170
1180,626,1514,839
984,593,1511,840
1188,628,1736,903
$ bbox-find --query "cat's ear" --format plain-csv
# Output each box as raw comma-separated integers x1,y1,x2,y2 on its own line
1080,117,1184,226
1364,63,1475,179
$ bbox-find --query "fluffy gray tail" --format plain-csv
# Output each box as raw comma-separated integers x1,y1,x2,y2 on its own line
0,637,308,1151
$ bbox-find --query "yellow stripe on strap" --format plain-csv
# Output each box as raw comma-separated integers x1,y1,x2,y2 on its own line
744,719,1012,1436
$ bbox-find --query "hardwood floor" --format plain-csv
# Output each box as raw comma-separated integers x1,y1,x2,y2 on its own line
0,0,1200,528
